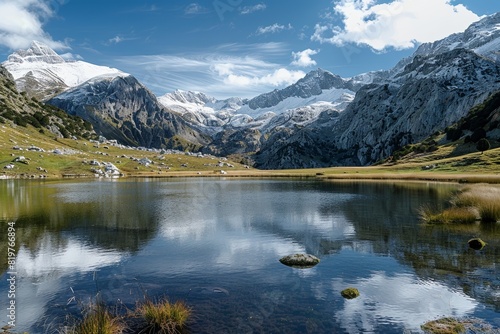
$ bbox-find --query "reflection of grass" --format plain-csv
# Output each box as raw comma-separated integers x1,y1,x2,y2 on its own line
136,298,191,334
420,184,500,224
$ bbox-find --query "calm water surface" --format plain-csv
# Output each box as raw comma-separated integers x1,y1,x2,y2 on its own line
0,178,499,333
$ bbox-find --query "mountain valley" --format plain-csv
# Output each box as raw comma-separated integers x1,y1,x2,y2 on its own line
1,13,499,171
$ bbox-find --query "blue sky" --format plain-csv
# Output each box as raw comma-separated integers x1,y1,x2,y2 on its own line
0,0,499,99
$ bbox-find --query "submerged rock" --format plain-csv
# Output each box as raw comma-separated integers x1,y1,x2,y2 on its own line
468,238,486,250
279,254,320,268
421,317,498,334
341,287,360,299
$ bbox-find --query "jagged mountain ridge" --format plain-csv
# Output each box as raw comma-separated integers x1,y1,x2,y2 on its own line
255,49,500,168
336,49,500,164
159,69,356,118
413,12,500,61
245,68,356,110
252,13,500,168
158,69,355,156
155,71,355,157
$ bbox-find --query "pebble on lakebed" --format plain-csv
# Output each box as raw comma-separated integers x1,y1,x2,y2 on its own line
279,254,320,268
341,287,360,299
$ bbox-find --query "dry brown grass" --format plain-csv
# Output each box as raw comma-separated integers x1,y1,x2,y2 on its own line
453,185,500,223
63,302,124,334
419,205,478,224
420,184,500,224
135,298,191,334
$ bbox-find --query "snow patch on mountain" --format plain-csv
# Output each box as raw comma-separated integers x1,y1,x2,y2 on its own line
412,12,500,62
159,85,354,137
237,87,354,118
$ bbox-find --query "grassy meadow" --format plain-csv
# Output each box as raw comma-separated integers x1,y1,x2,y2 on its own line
1,122,500,182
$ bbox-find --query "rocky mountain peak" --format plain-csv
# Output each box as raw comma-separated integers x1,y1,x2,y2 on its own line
166,90,216,105
413,12,500,61
247,68,352,110
298,68,345,88
7,41,65,64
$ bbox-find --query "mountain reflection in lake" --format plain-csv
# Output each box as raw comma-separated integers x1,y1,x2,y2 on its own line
0,178,499,333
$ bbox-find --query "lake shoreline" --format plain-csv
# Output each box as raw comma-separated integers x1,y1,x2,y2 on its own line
3,168,500,183
129,173,500,184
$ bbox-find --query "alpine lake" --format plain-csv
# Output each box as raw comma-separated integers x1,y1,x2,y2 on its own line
1,178,499,333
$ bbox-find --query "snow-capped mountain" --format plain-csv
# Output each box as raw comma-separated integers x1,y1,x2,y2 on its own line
2,41,124,100
0,63,95,139
390,12,500,75
158,69,356,156
158,90,244,135
413,12,500,62
160,69,355,118
254,13,500,169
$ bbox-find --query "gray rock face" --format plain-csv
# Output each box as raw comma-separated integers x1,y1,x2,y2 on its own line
256,49,500,168
332,49,500,165
48,75,210,150
15,70,68,101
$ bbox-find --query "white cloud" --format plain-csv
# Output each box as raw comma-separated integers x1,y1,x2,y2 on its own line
220,67,305,88
114,44,305,98
312,0,481,51
240,3,267,15
291,49,320,67
109,36,124,44
256,23,293,35
106,35,137,46
59,52,83,61
184,3,208,15
0,0,67,50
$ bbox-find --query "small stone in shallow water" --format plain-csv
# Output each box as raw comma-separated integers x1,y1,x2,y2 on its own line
341,288,360,299
468,238,486,250
279,254,320,268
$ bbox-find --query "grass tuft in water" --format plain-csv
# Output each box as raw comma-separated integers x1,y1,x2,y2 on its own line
62,301,124,334
420,184,500,224
135,298,191,334
453,185,500,223
418,205,478,224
